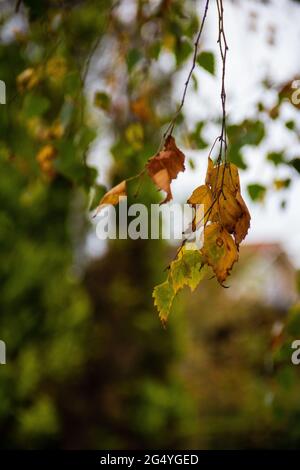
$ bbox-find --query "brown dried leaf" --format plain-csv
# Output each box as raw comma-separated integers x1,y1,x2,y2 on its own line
146,135,185,203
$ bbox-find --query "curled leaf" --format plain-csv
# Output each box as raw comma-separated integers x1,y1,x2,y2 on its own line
205,158,250,246
187,184,214,228
205,156,214,186
94,180,126,216
216,188,251,245
146,135,185,203
234,191,251,245
201,223,238,284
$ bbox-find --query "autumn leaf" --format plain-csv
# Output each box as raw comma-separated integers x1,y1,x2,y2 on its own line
204,158,250,245
216,188,251,245
187,183,214,228
146,135,185,203
36,144,56,179
153,246,208,323
234,191,251,245
171,248,207,292
94,180,127,216
153,280,175,325
216,186,242,232
206,158,240,195
46,57,67,84
201,223,238,284
17,67,41,91
130,96,154,122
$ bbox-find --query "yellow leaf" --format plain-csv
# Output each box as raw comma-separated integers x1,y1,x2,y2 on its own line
36,145,56,179
206,159,240,195
201,223,238,284
17,68,41,91
205,157,214,186
94,180,127,215
187,184,214,227
125,123,144,150
234,191,251,245
216,188,251,244
217,186,243,231
46,57,67,83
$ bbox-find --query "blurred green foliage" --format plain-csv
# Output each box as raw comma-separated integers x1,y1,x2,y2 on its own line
0,0,299,450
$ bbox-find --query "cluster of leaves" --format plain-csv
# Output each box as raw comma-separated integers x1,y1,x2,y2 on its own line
153,152,251,323
97,126,251,324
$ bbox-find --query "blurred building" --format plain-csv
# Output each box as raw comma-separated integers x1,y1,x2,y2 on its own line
228,243,298,310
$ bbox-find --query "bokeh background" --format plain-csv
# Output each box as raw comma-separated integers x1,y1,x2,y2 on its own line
0,0,300,449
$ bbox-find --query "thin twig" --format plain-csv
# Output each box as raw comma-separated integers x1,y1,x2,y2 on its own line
15,0,22,12
163,0,211,139
216,0,228,163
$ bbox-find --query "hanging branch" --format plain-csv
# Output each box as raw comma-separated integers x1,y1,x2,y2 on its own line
163,0,211,139
216,0,228,163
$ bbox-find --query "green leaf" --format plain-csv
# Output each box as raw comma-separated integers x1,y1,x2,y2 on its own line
285,120,295,131
197,51,215,75
148,42,161,60
22,93,50,118
227,120,265,147
126,48,142,72
175,39,193,66
153,280,175,324
289,158,300,174
171,250,206,292
247,183,266,202
55,140,97,189
64,72,82,96
153,248,208,323
189,121,208,149
94,91,111,111
267,151,285,166
227,120,265,169
228,146,247,169
89,184,106,211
